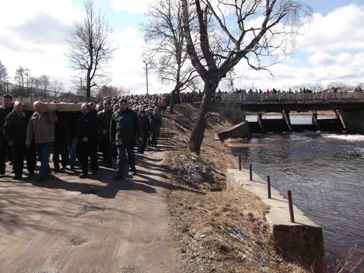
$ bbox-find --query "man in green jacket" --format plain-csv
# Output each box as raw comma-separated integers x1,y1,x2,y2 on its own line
110,99,139,179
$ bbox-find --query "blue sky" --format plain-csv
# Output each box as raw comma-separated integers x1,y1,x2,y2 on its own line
304,0,363,14
0,0,363,93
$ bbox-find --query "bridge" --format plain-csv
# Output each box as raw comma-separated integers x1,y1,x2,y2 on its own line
220,91,364,133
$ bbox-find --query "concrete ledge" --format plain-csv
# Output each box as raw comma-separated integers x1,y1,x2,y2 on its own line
217,121,251,141
227,169,324,273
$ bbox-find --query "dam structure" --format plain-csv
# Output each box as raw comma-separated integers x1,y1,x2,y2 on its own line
220,91,364,133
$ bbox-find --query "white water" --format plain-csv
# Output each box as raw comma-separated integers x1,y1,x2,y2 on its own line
323,134,364,142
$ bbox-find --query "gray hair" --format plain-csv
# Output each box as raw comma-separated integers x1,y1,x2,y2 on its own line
14,101,23,107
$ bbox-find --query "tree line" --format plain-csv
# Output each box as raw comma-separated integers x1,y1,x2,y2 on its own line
0,63,64,97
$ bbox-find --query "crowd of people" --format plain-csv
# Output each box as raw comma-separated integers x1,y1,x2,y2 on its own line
212,87,364,103
0,94,165,181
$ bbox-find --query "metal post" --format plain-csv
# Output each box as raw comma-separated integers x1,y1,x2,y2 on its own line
238,155,242,171
145,61,149,95
288,190,295,223
249,164,253,181
267,176,271,199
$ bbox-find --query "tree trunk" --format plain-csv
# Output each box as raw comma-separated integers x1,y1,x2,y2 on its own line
170,89,176,113
170,83,181,113
188,80,218,154
176,88,181,104
86,75,91,98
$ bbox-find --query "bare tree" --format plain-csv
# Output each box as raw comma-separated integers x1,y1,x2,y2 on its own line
0,61,8,93
0,61,8,82
30,77,41,91
51,80,65,94
144,0,199,111
38,75,50,92
14,66,26,88
24,68,31,89
68,0,113,98
181,0,311,153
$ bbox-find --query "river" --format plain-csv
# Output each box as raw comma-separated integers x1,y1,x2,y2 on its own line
236,115,364,271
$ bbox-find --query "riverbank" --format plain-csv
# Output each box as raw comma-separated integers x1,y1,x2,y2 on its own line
163,104,310,273
229,131,364,272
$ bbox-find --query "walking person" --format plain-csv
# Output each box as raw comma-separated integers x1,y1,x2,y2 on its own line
53,111,69,172
110,99,139,179
151,108,162,147
77,103,98,178
67,112,79,170
26,101,57,181
97,100,113,167
3,101,28,180
0,95,13,176
138,109,150,154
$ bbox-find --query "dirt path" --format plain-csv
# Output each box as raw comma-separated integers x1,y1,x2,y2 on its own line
0,142,181,273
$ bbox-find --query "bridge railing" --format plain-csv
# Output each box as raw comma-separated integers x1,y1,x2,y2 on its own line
220,91,364,104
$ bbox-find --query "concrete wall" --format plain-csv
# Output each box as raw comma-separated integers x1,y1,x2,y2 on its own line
227,169,325,273
342,111,364,133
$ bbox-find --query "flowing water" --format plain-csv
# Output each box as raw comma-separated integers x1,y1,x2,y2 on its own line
236,115,364,271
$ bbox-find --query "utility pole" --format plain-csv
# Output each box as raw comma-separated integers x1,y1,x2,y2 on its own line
144,61,149,95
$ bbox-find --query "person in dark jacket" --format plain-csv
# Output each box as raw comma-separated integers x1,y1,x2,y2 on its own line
24,110,36,176
97,100,113,167
67,112,79,170
53,111,69,172
138,109,150,154
3,101,28,179
0,95,13,176
150,108,162,147
77,103,98,178
110,99,139,179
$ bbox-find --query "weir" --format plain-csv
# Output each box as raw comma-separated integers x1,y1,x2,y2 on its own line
217,91,364,134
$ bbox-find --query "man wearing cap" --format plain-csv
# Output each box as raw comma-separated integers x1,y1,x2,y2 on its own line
110,99,139,179
3,101,28,179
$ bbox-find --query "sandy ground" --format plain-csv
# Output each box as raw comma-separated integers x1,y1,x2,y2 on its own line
0,137,181,273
